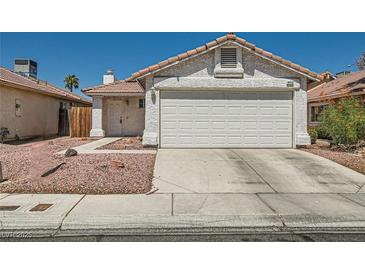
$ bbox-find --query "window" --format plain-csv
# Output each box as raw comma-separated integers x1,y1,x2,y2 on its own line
15,99,21,117
220,48,237,68
139,99,145,109
310,105,326,122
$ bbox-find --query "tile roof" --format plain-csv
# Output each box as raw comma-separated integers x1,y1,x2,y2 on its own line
82,80,144,94
127,33,323,81
0,67,91,105
308,70,365,102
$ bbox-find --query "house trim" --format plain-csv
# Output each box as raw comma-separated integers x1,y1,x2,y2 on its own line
129,38,322,83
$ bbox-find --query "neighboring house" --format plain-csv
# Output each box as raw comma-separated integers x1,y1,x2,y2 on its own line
0,66,91,141
308,70,365,127
83,33,323,148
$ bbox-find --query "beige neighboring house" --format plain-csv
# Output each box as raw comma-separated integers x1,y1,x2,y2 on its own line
84,33,324,148
308,70,365,127
0,66,91,141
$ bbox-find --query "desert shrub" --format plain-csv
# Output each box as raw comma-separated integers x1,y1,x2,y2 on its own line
318,98,365,145
316,126,332,140
308,128,318,144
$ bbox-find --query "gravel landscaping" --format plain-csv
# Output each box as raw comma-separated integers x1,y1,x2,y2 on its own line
301,141,365,175
0,137,155,194
97,137,156,150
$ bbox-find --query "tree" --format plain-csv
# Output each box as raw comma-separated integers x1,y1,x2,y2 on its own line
356,52,365,71
64,74,79,92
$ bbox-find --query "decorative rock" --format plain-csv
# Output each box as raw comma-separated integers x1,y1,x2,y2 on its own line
41,162,65,177
111,160,125,168
0,161,7,183
65,148,78,157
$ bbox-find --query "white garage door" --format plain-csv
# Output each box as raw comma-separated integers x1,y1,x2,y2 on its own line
160,91,293,148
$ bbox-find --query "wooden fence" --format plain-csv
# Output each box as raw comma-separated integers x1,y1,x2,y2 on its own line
70,107,92,137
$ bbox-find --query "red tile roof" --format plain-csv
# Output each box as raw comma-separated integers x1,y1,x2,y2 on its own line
308,70,365,102
0,67,91,105
127,33,323,81
82,80,144,94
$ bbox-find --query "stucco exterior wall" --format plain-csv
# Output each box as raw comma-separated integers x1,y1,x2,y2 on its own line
0,84,68,139
142,45,311,146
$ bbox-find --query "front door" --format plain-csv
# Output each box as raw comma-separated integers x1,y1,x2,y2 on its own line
108,100,126,136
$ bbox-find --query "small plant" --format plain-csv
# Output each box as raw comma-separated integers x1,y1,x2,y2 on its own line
0,127,10,143
308,127,318,144
319,98,365,145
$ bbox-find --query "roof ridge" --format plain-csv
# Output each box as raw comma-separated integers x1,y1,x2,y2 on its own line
308,69,365,101
126,33,322,81
82,78,139,91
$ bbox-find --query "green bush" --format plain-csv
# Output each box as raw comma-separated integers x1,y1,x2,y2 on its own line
308,128,318,144
318,98,365,145
316,126,332,140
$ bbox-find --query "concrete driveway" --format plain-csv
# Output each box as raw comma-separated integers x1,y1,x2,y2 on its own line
153,149,365,194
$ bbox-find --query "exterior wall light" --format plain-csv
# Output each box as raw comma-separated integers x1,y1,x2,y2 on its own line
150,86,156,96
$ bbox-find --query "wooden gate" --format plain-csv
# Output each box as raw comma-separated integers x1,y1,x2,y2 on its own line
58,108,70,136
70,107,92,137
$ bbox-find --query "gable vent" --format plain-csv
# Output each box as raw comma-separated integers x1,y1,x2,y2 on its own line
221,48,237,68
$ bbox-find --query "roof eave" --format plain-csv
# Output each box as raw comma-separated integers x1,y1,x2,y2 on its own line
83,92,144,96
127,37,322,82
0,79,91,105
308,90,365,102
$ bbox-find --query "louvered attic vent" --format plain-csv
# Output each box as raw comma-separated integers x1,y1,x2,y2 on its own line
221,48,237,68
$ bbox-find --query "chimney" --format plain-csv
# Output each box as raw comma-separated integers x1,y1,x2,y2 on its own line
103,69,116,85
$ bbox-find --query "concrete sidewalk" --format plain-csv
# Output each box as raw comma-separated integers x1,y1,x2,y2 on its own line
57,137,156,155
2,192,365,241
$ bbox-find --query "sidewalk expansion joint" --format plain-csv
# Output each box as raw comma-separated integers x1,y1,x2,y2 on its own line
256,193,286,228
356,183,365,194
55,194,86,236
338,193,365,209
154,177,197,193
0,194,11,201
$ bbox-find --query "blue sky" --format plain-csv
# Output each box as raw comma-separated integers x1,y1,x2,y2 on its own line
1,32,364,98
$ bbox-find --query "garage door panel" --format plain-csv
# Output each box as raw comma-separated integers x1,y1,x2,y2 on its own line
227,135,242,144
211,135,226,144
178,106,194,114
227,121,241,130
160,91,292,148
179,121,194,130
161,121,177,130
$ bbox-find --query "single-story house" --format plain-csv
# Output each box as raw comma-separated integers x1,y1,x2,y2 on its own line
83,33,324,148
308,70,365,126
0,66,91,141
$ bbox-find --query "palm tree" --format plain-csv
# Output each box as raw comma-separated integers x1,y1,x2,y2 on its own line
64,74,79,92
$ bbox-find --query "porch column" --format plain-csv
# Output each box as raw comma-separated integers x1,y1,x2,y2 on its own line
90,96,105,137
295,78,311,146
